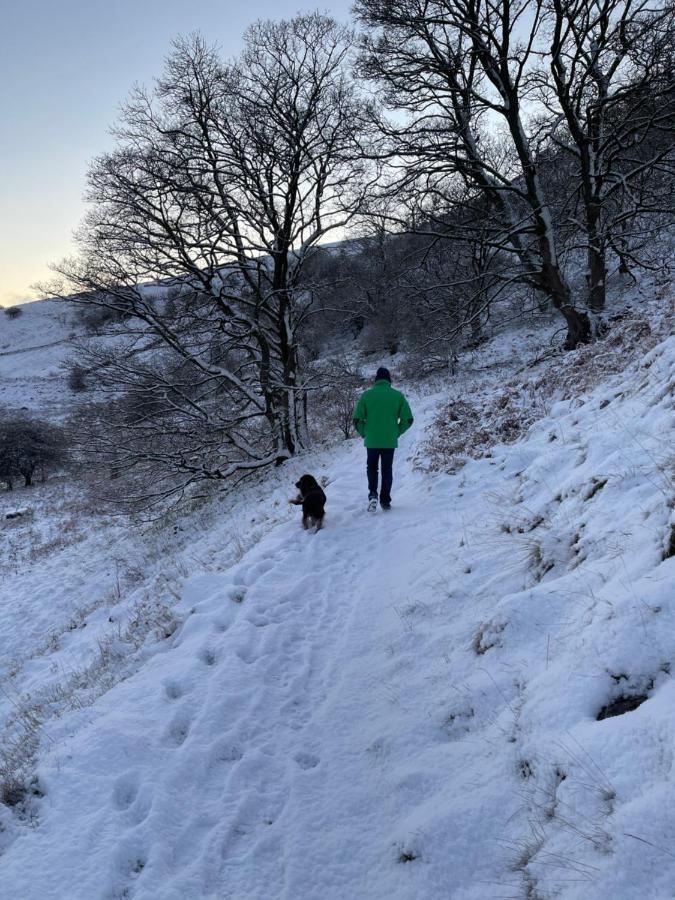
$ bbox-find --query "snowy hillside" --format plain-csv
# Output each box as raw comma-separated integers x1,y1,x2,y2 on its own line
0,299,84,417
1,284,674,899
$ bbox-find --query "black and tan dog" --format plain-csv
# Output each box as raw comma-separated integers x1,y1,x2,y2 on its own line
290,474,326,531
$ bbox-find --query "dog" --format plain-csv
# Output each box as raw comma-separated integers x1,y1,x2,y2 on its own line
290,474,326,531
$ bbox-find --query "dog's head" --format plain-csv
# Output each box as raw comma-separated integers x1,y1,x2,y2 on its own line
295,474,320,496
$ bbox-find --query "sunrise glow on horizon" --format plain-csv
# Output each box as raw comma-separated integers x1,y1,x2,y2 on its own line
1,0,353,308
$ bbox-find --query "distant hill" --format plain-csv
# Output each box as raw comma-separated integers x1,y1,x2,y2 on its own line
0,299,91,419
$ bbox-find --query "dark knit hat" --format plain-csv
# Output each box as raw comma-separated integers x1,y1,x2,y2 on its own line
375,367,391,382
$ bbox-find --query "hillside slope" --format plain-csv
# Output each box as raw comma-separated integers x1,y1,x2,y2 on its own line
1,297,674,899
0,299,84,417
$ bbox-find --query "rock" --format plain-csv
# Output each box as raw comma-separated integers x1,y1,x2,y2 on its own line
5,508,29,520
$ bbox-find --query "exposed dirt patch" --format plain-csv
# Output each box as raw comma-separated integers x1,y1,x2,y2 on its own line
597,694,648,720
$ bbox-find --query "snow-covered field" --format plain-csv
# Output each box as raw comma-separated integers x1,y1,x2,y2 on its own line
1,283,674,899
0,300,85,416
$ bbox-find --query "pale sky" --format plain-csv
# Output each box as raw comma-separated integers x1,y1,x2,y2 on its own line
0,0,354,306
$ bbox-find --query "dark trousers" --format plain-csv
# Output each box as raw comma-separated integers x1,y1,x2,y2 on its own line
367,448,395,503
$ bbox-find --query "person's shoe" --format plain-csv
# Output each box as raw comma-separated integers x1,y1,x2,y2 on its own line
380,501,391,511
367,497,378,512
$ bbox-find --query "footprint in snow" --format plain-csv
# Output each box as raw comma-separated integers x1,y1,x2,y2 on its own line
199,647,218,666
115,781,152,827
164,680,184,701
209,740,244,767
293,751,320,770
113,773,139,811
229,586,247,604
166,711,193,747
279,694,311,730
235,558,274,587
105,839,149,900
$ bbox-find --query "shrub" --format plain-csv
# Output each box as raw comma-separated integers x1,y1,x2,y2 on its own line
67,364,89,392
0,418,67,487
309,358,366,441
76,302,127,333
4,306,23,319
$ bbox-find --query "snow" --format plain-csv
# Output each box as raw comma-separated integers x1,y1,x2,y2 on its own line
0,297,135,417
0,299,82,416
1,288,674,899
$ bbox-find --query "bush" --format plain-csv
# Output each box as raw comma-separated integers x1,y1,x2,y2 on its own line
0,418,67,488
4,306,23,319
67,364,89,392
309,358,366,441
76,302,127,334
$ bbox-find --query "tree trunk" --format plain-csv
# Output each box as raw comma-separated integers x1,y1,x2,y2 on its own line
580,183,608,313
587,242,607,313
276,288,304,458
586,199,606,312
543,261,591,350
470,311,482,345
500,84,590,350
561,305,592,351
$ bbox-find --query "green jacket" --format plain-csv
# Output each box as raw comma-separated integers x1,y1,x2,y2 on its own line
352,380,414,449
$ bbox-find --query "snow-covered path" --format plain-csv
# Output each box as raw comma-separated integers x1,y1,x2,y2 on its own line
3,418,479,900
2,332,675,900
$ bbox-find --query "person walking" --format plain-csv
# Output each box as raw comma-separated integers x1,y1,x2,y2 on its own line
352,367,413,512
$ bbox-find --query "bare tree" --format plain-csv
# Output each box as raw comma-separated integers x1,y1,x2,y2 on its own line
49,14,376,508
301,203,518,372
356,0,674,340
540,0,675,310
356,0,598,349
